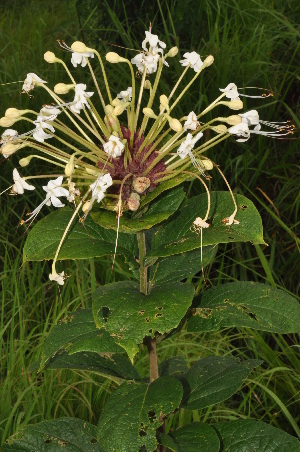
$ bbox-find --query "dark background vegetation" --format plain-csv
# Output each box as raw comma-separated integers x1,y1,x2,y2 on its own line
0,0,299,445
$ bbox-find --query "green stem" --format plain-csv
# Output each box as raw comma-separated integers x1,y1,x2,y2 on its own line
137,231,159,383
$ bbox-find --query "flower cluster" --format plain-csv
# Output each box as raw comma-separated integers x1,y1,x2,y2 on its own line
1,28,294,284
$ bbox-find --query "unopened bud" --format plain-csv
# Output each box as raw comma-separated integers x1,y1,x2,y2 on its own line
5,108,28,119
168,117,183,132
54,83,74,94
127,193,140,211
19,155,34,167
71,41,87,53
160,95,169,109
133,177,151,194
203,55,214,67
113,104,128,116
166,46,178,58
198,158,213,170
0,142,23,157
144,80,152,90
0,117,16,127
82,201,91,214
227,100,243,110
143,108,157,119
65,153,76,177
44,51,57,63
211,125,228,134
224,115,242,126
106,52,127,63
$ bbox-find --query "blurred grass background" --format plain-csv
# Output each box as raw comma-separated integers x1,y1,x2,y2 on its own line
0,0,299,444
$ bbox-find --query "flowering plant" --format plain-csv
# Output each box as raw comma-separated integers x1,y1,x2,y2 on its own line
2,28,299,451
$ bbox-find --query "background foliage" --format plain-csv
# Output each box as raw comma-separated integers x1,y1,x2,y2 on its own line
0,0,299,445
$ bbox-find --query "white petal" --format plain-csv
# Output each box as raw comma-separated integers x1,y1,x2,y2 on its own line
50,196,65,208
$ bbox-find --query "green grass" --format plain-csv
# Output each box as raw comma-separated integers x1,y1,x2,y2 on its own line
0,0,299,445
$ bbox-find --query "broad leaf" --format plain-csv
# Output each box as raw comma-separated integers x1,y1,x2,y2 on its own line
91,186,185,233
187,282,300,333
181,356,261,410
149,245,217,286
214,419,300,451
158,423,220,452
41,350,139,380
23,207,137,262
93,281,194,362
40,309,123,370
97,377,183,451
148,191,264,258
159,356,189,378
3,418,103,451
140,173,190,207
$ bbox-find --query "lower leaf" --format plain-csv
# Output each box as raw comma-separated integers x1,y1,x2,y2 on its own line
158,422,220,452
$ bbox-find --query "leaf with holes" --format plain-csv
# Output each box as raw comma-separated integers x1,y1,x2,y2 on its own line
3,418,103,451
97,377,183,451
187,282,300,333
23,207,137,262
157,423,220,452
147,191,264,258
214,419,300,452
38,350,139,380
40,309,123,370
149,245,217,286
92,281,194,362
91,186,185,233
181,356,261,410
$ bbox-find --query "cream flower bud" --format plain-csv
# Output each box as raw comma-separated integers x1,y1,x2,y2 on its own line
226,100,243,110
133,177,151,194
106,52,126,63
144,80,152,90
19,155,34,167
82,201,91,214
1,142,24,157
143,108,157,119
71,41,87,53
127,193,140,211
65,154,76,177
199,158,213,170
5,108,28,119
113,104,128,116
44,51,57,63
203,55,214,67
0,117,16,127
168,117,183,132
225,115,242,126
166,46,178,58
211,125,228,134
54,83,74,94
159,95,169,109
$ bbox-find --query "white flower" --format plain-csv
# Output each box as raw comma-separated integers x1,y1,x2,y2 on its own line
239,110,260,127
90,173,113,203
180,52,203,72
23,176,69,224
103,135,124,158
49,270,65,285
131,30,168,75
117,87,132,102
12,168,35,194
67,180,80,202
1,129,19,145
32,116,55,142
39,105,61,120
177,132,203,159
219,83,240,100
192,217,210,233
70,84,94,114
22,73,47,93
71,51,94,68
228,122,250,142
184,112,199,131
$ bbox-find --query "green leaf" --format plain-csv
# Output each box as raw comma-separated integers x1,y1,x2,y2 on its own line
91,186,185,233
187,282,300,333
214,419,300,452
41,350,139,380
3,418,103,451
148,191,264,258
97,377,183,451
159,356,189,378
23,207,137,262
149,245,217,286
140,173,190,207
181,356,261,410
40,309,123,370
158,423,220,452
93,281,194,362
